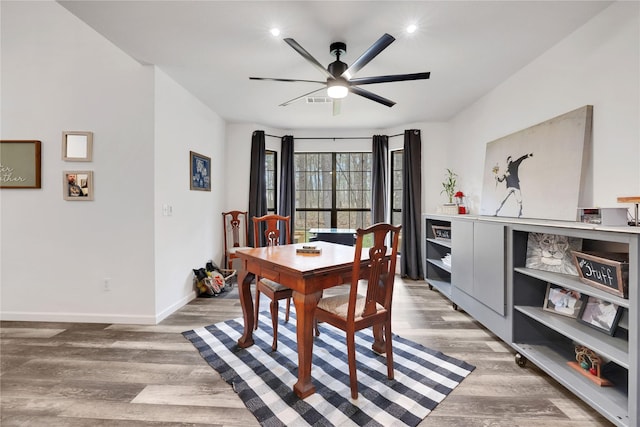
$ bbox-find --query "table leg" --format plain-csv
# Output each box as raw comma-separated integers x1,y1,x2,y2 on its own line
237,270,256,348
292,289,322,399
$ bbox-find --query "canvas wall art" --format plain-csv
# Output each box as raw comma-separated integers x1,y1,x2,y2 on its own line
525,233,582,276
480,105,592,221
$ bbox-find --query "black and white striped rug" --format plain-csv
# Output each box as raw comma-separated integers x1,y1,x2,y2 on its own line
183,312,474,427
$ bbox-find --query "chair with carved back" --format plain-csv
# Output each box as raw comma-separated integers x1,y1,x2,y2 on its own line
222,211,251,271
252,214,293,351
314,222,401,399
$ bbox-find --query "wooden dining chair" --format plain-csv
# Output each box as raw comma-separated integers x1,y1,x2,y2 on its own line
314,222,401,399
222,211,251,270
252,214,293,351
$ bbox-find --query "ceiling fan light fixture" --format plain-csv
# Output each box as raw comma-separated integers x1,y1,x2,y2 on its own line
327,79,348,99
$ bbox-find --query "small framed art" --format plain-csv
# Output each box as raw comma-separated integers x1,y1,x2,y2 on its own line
542,283,584,318
577,295,623,336
62,131,93,161
63,171,93,201
190,151,211,191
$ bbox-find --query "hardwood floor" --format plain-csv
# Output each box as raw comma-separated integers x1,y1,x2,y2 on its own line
1,277,613,426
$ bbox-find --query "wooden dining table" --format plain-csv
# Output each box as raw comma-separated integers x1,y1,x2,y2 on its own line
235,240,383,399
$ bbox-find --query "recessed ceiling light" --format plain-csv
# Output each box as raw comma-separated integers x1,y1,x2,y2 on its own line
270,28,280,37
406,24,417,34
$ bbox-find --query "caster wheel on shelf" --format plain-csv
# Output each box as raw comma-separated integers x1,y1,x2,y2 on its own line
452,303,458,311
428,284,433,290
515,353,527,368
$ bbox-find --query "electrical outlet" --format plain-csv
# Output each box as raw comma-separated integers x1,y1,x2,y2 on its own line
103,278,111,292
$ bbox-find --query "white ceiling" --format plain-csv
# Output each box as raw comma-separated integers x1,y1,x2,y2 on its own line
58,1,612,130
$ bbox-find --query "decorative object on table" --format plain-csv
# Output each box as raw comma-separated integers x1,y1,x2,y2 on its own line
296,245,322,254
567,345,613,387
440,168,458,204
454,191,467,214
480,105,592,221
189,150,211,191
525,233,582,275
0,140,41,189
577,295,623,336
617,196,639,227
571,251,629,298
62,131,93,161
62,171,93,201
432,225,451,241
183,309,475,427
542,283,584,318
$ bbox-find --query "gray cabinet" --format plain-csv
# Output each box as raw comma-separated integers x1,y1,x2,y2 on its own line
422,214,638,426
510,223,638,427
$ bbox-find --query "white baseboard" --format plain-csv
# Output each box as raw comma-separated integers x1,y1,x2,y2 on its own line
0,291,197,325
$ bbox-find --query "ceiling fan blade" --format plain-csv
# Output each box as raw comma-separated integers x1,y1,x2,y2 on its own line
349,86,395,107
342,33,395,80
332,99,341,116
250,77,325,84
279,87,327,107
348,72,430,85
284,38,333,79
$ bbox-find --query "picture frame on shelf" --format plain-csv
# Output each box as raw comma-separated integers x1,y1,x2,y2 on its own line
63,171,93,201
525,233,582,276
577,295,623,336
542,283,584,318
571,251,629,298
189,151,211,191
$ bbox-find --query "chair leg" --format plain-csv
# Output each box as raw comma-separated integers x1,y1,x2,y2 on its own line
254,288,261,331
285,297,291,322
347,332,358,399
270,299,279,351
384,321,394,380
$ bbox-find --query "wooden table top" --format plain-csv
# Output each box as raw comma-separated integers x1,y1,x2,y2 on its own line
236,241,367,276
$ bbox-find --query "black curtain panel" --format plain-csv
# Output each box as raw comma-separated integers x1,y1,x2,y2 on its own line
248,130,267,247
401,129,424,280
279,135,295,244
371,135,388,224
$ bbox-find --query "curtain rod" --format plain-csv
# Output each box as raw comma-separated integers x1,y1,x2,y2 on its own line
265,133,404,140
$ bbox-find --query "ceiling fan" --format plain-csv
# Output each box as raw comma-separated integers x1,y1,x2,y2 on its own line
249,33,430,114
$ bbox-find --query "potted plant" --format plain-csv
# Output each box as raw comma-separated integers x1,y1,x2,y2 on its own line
441,169,458,204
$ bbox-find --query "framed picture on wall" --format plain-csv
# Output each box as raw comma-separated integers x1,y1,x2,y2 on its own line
0,140,42,188
63,171,93,201
190,151,211,191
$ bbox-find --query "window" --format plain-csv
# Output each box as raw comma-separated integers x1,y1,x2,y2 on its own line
265,150,277,214
295,152,372,242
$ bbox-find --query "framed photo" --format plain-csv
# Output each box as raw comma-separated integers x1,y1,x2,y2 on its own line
0,140,41,188
543,283,584,318
62,131,93,161
63,171,94,201
190,151,211,191
577,295,623,336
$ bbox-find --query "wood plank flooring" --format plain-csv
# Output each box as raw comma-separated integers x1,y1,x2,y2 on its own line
1,278,613,426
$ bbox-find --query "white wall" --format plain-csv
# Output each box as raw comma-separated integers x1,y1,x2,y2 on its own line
1,1,227,324
448,1,640,214
1,1,156,323
154,69,226,321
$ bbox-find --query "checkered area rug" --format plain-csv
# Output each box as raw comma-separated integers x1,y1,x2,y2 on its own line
183,312,474,427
